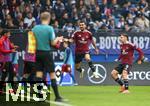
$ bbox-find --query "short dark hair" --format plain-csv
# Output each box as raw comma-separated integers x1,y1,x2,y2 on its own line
120,33,129,40
79,20,86,24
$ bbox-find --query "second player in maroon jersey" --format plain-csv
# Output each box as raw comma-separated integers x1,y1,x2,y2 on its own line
118,41,143,65
111,33,144,94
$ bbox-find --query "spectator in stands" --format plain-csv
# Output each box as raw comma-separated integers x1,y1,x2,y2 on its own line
53,0,65,20
100,15,107,27
14,13,24,27
71,7,79,24
60,12,70,28
122,1,131,17
18,20,24,29
84,13,93,26
3,14,17,29
0,27,3,37
50,12,56,25
134,13,150,31
32,0,42,18
0,5,10,26
94,21,101,31
116,16,125,29
110,0,119,10
108,19,116,31
124,23,132,32
53,20,60,33
91,5,102,22
8,0,19,19
126,13,135,26
100,0,108,14
77,0,87,19
5,18,17,29
101,23,108,31
63,22,75,34
0,0,149,32
110,0,120,18
128,4,138,18
139,0,148,10
44,0,53,12
87,0,96,13
29,21,36,29
24,12,36,28
88,22,96,34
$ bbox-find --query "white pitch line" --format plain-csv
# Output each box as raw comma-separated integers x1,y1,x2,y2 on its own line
4,92,73,106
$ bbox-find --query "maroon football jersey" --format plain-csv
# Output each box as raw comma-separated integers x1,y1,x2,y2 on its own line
72,30,93,54
118,42,144,65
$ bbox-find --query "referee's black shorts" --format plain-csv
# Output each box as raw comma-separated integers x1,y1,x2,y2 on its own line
35,50,55,73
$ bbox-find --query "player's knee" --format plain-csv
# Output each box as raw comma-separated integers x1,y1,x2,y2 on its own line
85,57,91,62
122,70,128,78
111,70,118,77
85,54,91,61
122,70,128,75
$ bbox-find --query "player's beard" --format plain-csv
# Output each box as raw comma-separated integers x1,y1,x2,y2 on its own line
80,28,84,31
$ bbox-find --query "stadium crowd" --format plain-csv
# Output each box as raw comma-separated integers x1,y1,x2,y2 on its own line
0,0,150,33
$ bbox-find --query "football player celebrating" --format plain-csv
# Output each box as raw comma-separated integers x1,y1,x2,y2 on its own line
111,33,144,93
68,21,99,78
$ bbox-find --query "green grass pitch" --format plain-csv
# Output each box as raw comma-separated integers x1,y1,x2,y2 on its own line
50,86,150,106
0,86,149,106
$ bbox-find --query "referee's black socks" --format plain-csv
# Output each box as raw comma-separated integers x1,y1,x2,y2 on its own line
51,79,60,98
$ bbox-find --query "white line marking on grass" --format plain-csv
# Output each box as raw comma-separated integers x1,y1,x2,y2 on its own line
4,92,72,106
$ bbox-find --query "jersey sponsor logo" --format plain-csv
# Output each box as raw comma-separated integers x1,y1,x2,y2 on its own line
78,39,87,44
87,64,107,84
81,38,85,41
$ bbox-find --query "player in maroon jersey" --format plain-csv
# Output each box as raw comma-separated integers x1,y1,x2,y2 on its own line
111,33,144,93
67,21,99,78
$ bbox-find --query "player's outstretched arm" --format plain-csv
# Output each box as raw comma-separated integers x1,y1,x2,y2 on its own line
51,36,64,46
135,46,144,64
91,39,99,54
